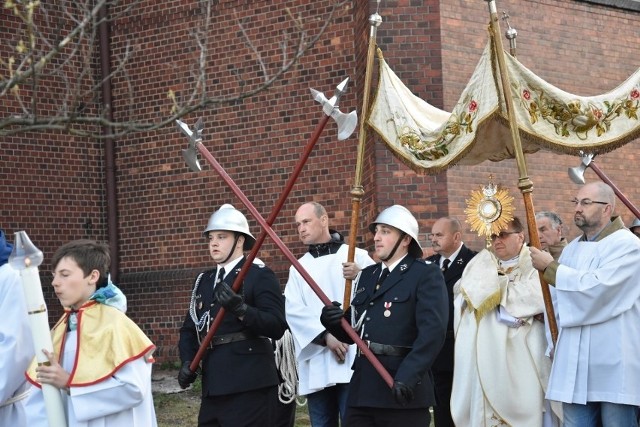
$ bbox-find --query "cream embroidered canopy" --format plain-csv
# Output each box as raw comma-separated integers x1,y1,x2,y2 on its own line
368,42,640,175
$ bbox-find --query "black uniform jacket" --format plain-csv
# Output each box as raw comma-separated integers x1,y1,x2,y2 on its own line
426,244,477,372
179,257,287,397
339,255,448,409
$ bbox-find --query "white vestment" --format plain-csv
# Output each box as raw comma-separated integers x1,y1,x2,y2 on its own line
548,228,640,405
0,264,34,427
284,244,374,395
24,326,157,427
451,247,560,427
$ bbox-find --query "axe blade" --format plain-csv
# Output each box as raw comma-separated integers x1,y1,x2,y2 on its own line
333,109,358,140
568,164,586,185
567,152,594,185
182,148,202,172
310,77,357,140
176,119,203,172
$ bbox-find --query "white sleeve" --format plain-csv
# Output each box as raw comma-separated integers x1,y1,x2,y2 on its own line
284,267,325,362
69,358,152,422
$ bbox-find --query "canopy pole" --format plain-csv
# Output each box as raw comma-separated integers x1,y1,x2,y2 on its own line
485,0,558,344
344,2,382,310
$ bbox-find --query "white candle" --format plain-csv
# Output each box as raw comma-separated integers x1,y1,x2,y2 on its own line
10,231,67,427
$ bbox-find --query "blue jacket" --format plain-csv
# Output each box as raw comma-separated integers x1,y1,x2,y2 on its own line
341,255,448,409
179,257,287,397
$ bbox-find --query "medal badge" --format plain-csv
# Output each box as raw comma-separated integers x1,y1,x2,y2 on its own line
384,302,392,317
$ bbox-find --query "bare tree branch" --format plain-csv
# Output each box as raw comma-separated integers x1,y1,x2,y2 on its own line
1,0,350,138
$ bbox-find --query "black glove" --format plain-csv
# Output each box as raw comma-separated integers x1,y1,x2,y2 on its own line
320,301,344,330
392,381,414,406
178,361,198,389
215,282,248,317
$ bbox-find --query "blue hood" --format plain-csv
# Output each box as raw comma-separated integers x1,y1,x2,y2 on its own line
0,230,13,266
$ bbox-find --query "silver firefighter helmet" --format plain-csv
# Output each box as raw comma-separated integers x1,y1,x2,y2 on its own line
203,204,256,250
369,205,423,258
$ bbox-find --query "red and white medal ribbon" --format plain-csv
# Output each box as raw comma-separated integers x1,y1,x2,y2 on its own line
383,302,392,317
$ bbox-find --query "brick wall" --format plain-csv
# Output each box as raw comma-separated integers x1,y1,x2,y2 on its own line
2,0,639,362
1,3,106,321
111,0,448,361
110,0,380,361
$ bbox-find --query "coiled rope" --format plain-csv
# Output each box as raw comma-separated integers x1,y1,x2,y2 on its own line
274,328,306,405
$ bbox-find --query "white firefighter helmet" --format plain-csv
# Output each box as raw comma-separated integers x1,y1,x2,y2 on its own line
369,205,423,257
203,204,256,250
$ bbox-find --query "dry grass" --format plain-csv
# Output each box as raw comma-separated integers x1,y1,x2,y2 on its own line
154,389,200,426
152,368,433,426
153,370,310,427
154,392,311,427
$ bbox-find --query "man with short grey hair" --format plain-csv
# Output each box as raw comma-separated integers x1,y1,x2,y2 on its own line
535,211,566,260
531,182,640,426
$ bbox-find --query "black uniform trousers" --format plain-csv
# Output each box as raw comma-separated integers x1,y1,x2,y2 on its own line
346,406,430,426
427,245,477,427
197,386,277,427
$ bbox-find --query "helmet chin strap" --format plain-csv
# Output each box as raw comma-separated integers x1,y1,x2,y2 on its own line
220,233,242,265
380,232,406,262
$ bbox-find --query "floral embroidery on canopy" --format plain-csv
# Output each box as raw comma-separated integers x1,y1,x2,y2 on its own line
518,84,640,140
400,96,479,161
368,41,640,175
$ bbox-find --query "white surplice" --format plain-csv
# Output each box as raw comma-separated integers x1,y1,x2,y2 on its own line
284,244,374,395
548,228,640,405
0,264,34,427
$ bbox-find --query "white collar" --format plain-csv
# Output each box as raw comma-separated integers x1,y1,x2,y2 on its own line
218,255,244,278
382,255,407,273
440,243,464,268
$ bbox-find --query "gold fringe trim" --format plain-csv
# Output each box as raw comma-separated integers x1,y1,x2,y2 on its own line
461,287,502,323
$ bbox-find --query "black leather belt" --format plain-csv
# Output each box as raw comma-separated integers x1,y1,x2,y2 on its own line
366,341,411,357
207,331,258,348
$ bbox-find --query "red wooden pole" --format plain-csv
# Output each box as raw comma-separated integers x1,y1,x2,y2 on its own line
190,141,394,388
189,113,330,371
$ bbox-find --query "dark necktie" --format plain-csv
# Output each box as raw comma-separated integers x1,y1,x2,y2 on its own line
442,258,451,273
215,267,225,289
375,268,389,291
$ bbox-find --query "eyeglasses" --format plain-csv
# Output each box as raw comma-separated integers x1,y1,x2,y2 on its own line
490,231,520,241
571,198,609,207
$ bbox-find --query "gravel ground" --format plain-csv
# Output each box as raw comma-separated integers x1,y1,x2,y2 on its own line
152,369,200,426
152,369,184,395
